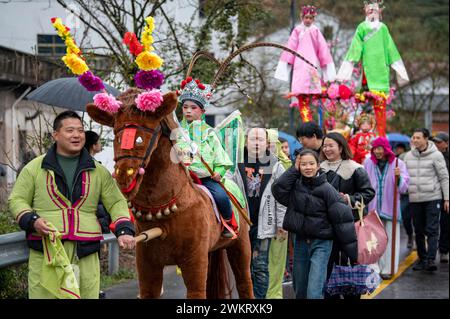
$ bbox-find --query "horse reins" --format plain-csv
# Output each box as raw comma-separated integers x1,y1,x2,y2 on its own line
114,122,171,170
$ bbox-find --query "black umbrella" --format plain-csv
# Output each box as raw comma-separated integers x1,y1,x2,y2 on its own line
26,77,121,112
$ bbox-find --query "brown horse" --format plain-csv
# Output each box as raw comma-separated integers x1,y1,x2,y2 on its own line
87,88,254,299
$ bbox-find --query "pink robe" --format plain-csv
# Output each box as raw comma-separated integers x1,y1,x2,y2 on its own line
278,24,334,95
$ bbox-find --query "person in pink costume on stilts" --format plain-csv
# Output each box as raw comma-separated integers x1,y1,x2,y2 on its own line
275,4,336,123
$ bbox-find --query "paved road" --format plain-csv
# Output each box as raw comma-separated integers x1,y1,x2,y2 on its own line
104,230,449,299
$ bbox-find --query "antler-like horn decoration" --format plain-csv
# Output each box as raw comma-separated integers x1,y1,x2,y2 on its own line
211,42,318,89
185,50,222,79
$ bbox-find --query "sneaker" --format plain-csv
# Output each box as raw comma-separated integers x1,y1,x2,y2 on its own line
99,290,106,299
440,252,449,263
407,235,413,249
425,259,438,272
283,271,292,283
412,260,426,271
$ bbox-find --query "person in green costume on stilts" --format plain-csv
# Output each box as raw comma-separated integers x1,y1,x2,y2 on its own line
336,0,409,137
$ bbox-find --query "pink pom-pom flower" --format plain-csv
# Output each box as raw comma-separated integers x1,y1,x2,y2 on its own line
327,83,340,99
93,92,122,113
386,88,396,105
135,89,163,112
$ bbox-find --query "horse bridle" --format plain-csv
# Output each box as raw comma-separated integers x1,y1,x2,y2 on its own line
113,121,171,170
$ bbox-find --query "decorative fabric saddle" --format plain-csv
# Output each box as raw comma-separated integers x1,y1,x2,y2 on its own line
189,171,241,235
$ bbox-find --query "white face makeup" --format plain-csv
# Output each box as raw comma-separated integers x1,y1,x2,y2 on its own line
365,4,380,22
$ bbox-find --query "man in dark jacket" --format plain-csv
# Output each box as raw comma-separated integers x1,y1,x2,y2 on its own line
294,122,324,158
433,132,449,263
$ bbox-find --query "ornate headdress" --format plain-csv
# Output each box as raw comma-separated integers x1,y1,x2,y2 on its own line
302,5,318,17
355,112,376,128
179,77,213,109
363,0,385,12
51,16,165,113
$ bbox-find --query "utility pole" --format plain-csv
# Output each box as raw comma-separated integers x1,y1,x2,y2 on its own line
288,0,296,135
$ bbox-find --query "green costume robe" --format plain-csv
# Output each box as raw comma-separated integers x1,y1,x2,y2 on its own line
176,116,246,215
337,20,409,93
178,117,233,178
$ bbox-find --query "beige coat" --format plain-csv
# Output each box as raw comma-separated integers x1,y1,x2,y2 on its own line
404,141,449,203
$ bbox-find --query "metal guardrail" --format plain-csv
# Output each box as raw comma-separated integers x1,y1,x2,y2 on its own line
0,231,120,275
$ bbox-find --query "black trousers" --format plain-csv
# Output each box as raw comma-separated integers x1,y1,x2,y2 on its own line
410,200,441,261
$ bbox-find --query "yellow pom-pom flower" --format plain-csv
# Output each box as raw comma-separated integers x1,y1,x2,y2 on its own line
141,32,153,46
135,51,163,71
65,38,80,55
52,19,70,38
145,16,155,33
62,53,89,75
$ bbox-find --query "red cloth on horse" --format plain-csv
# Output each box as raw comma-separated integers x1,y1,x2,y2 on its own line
189,170,202,185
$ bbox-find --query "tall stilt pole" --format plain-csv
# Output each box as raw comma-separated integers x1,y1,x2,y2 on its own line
391,158,399,276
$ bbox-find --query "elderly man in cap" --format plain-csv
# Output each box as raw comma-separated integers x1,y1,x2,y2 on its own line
433,132,449,263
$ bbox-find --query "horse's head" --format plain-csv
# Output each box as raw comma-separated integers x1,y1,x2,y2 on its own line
87,88,178,200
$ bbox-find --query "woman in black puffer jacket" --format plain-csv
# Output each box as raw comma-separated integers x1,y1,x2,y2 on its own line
272,149,357,299
320,132,375,299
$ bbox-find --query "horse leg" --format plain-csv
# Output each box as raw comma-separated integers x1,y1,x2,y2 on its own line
226,237,255,299
136,243,164,298
136,263,164,298
179,253,209,299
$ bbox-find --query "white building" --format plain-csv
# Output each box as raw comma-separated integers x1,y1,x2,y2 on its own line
0,0,237,185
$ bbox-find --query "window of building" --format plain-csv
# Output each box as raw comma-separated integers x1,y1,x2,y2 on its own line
37,34,66,56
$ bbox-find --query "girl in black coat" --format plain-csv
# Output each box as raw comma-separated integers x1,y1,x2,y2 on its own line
272,149,357,299
320,132,375,299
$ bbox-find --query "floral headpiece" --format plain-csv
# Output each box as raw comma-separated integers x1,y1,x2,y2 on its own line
52,16,165,113
356,112,376,127
178,77,213,109
302,5,318,17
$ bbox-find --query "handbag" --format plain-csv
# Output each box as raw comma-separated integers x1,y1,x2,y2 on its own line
325,263,381,296
352,199,388,265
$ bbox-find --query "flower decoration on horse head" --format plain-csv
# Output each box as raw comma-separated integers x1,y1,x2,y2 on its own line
51,16,165,113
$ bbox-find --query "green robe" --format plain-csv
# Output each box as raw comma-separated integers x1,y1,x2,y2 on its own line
344,21,402,93
178,117,233,178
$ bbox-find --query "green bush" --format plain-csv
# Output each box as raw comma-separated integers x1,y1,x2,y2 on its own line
0,209,19,235
0,265,28,299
